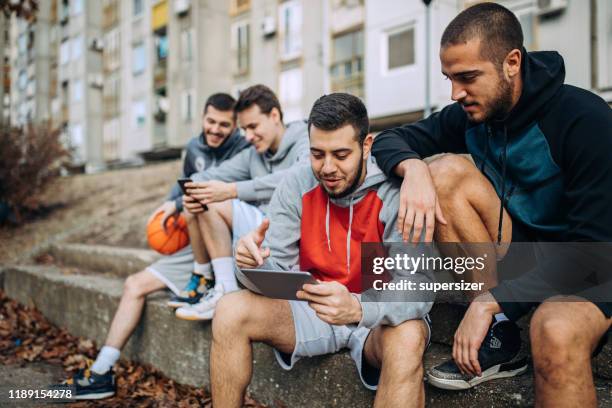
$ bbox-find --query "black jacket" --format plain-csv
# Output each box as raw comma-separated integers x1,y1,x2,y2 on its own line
372,50,612,320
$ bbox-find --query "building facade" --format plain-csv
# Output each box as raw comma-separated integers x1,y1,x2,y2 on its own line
6,0,611,170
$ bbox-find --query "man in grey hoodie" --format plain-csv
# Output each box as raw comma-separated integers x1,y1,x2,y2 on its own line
212,94,433,407
176,84,309,321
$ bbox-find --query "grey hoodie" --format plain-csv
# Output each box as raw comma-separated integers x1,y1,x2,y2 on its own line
191,120,309,213
168,129,250,211
241,156,433,330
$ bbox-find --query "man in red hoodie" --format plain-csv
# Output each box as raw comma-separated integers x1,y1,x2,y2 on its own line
210,93,433,407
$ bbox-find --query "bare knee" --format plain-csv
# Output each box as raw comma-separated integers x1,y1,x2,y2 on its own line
123,271,150,299
379,320,427,376
212,291,253,341
530,308,589,380
428,154,476,200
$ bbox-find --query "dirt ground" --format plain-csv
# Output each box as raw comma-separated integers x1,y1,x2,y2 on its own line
0,160,182,264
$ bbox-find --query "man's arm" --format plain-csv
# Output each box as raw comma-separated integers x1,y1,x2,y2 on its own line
234,137,310,203
191,147,253,184
372,103,469,177
358,183,434,329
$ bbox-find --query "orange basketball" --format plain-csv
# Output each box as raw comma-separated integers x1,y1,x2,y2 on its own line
147,212,189,255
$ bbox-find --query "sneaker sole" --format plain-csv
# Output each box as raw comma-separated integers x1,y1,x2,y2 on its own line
167,301,190,309
72,391,115,400
427,360,528,390
175,310,215,321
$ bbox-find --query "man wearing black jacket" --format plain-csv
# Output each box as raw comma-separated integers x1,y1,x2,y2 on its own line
372,3,611,406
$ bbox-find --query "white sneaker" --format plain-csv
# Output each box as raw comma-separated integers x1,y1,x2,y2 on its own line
175,284,225,321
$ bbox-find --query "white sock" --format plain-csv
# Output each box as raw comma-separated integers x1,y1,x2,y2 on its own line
91,346,120,374
193,262,212,280
494,313,509,324
211,257,238,292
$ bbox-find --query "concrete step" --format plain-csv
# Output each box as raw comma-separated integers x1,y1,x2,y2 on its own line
46,243,159,277
2,264,610,407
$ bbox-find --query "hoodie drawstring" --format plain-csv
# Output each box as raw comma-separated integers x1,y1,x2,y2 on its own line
325,198,332,251
346,198,354,275
324,196,356,276
497,127,509,245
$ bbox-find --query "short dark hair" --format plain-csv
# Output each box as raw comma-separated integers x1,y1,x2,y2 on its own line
308,93,369,144
441,2,523,66
235,84,283,122
203,93,236,115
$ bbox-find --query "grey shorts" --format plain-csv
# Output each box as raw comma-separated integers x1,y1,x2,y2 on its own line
147,200,264,295
274,300,432,391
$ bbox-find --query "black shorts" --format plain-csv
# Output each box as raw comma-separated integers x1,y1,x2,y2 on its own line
500,220,611,319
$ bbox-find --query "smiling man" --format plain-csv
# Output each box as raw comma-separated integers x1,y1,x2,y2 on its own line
53,93,250,400
175,84,309,320
372,2,612,406
211,93,432,408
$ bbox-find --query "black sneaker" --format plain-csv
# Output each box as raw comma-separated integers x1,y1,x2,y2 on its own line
427,320,528,390
58,368,116,400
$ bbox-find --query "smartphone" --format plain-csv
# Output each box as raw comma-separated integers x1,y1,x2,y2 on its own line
177,178,208,211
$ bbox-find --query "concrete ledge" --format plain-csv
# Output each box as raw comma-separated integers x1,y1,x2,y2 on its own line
47,243,159,277
3,265,610,406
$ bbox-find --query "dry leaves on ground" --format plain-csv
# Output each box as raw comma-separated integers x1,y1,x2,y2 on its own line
0,290,266,407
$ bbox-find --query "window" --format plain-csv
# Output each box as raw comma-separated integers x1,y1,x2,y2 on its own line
330,29,364,96
72,79,83,102
60,40,70,64
132,43,146,75
71,35,83,61
181,28,193,62
181,89,194,122
132,99,146,128
155,32,168,61
279,67,303,122
18,70,27,91
71,124,83,147
278,0,302,60
387,27,415,70
71,0,83,16
18,33,26,55
104,28,121,72
232,22,250,75
133,0,143,17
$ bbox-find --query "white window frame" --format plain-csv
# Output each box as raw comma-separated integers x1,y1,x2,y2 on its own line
278,0,302,61
382,23,416,76
231,21,250,75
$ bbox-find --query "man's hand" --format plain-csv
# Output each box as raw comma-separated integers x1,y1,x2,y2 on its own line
297,281,362,325
235,219,271,269
147,201,178,232
453,292,501,377
396,159,447,243
183,194,205,214
186,180,237,205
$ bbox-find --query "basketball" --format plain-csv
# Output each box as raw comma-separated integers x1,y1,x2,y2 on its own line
147,212,189,255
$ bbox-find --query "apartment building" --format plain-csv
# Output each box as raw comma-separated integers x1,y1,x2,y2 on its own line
228,0,325,123
166,0,233,147
55,0,104,171
9,0,57,129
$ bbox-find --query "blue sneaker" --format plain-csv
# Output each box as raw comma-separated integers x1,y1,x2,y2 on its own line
55,367,115,400
167,273,213,308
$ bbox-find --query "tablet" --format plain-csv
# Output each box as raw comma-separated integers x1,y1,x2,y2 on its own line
240,268,318,300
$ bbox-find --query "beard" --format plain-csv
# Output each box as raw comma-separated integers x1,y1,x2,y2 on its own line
318,156,365,200
483,73,514,122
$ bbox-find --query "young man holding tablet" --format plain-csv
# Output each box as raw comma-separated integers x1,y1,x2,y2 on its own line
211,93,433,407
